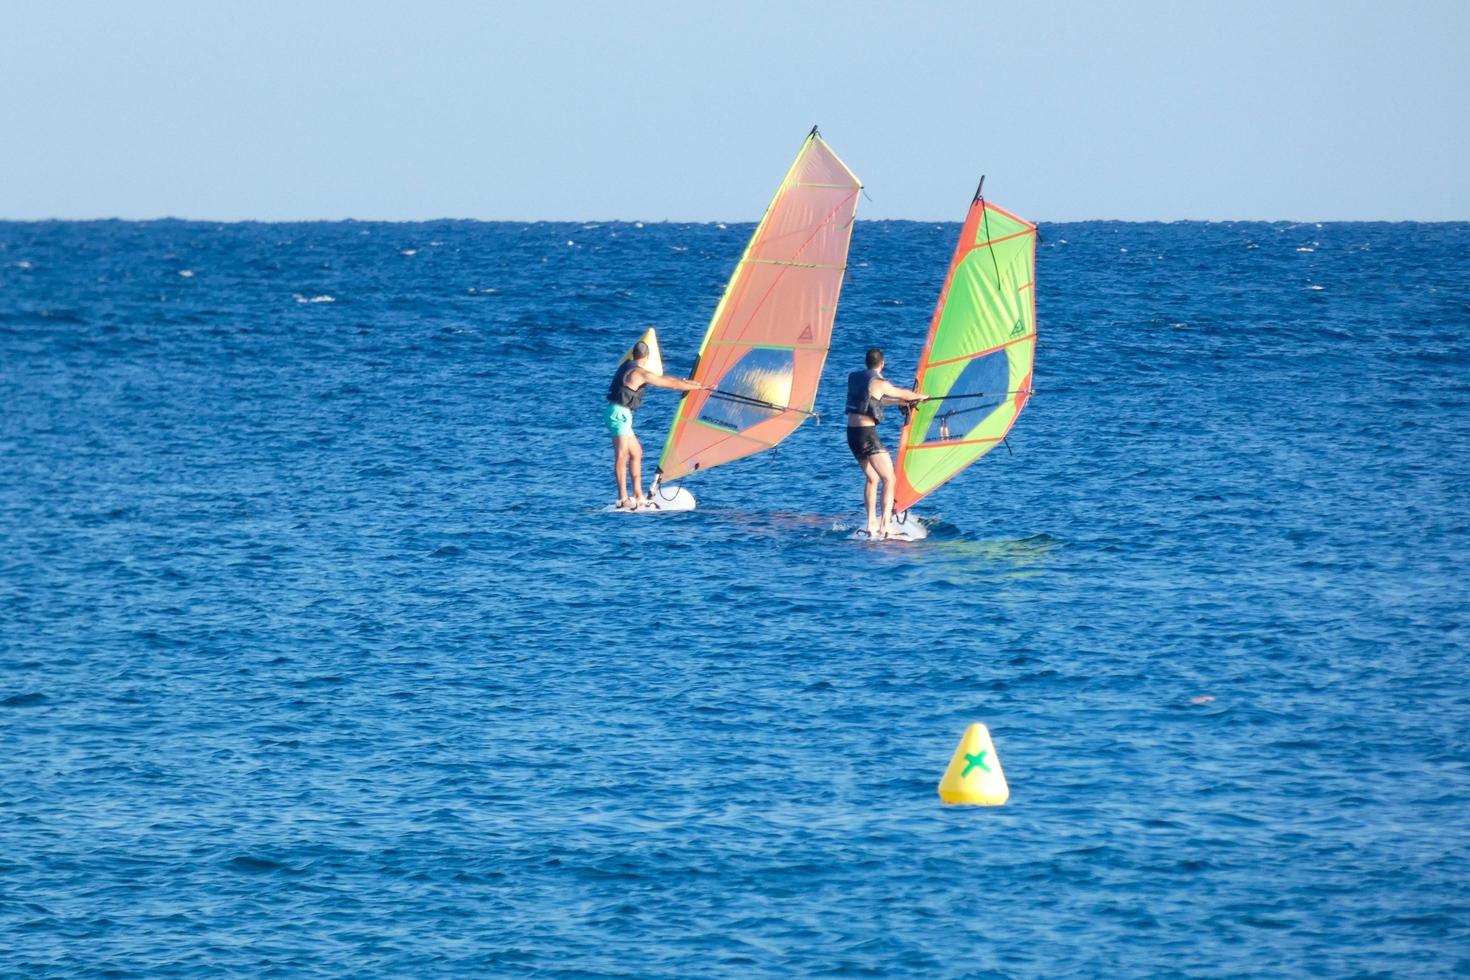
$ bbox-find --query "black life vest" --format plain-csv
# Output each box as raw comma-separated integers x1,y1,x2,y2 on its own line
845,368,883,422
607,360,645,410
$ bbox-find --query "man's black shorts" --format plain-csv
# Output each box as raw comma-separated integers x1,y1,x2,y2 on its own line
846,425,887,461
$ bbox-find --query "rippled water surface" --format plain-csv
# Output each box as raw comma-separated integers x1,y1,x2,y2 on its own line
2,219,1468,976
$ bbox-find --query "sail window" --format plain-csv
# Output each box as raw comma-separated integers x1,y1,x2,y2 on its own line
697,348,795,431
921,349,1010,444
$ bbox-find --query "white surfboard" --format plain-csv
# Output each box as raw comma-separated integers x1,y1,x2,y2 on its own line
842,509,930,542
601,485,697,513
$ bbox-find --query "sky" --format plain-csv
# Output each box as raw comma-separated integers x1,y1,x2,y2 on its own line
2,1,1467,222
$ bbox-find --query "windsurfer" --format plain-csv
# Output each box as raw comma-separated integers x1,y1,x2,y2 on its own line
846,348,925,538
607,340,704,509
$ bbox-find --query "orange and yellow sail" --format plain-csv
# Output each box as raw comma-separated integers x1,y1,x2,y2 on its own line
656,129,861,482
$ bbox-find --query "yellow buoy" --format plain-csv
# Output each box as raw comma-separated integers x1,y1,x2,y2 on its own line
937,722,1009,805
618,327,663,376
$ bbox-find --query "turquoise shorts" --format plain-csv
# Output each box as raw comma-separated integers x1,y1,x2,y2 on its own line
605,403,634,437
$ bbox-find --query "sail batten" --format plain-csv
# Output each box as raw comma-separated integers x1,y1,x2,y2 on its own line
656,132,862,482
892,193,1037,512
744,259,847,270
922,332,1034,370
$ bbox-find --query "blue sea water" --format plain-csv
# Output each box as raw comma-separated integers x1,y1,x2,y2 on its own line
2,217,1468,977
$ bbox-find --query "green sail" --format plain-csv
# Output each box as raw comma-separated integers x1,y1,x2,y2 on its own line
893,193,1037,512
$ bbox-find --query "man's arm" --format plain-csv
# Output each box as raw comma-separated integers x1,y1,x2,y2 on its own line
875,378,926,403
635,367,705,392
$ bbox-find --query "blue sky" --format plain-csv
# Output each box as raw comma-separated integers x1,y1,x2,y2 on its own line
2,1,1466,221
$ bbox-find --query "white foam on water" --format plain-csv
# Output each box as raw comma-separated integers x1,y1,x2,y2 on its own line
177,269,194,278
293,293,335,304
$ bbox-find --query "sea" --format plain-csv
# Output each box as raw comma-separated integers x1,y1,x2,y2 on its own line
2,218,1467,977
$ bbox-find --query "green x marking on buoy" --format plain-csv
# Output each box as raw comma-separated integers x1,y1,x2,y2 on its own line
962,751,990,777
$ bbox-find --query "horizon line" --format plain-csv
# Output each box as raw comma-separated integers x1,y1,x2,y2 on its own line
2,214,1466,225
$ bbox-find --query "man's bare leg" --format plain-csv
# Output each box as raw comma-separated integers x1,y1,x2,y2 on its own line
613,437,632,507
872,450,897,537
861,458,880,536
629,435,645,506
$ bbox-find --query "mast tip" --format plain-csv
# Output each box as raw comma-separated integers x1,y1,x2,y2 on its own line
973,175,986,202
808,124,820,138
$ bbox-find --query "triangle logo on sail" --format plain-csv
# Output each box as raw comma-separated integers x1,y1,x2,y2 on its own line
797,323,813,343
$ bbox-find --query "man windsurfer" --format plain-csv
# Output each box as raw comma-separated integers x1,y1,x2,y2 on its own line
607,340,705,509
846,347,925,538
